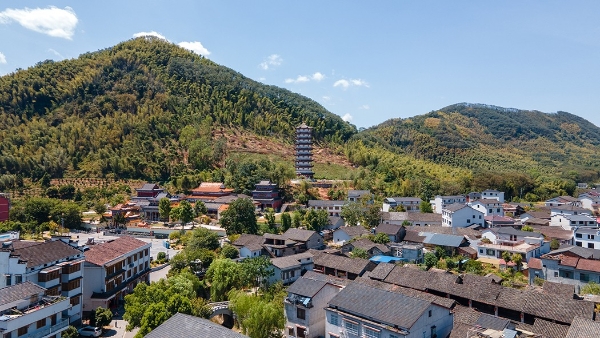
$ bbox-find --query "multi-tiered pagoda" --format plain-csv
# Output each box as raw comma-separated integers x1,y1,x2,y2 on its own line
295,123,314,179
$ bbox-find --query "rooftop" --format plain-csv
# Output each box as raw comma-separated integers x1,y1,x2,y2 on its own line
84,236,149,266
335,226,369,237
0,282,45,307
12,239,82,268
283,228,317,242
145,313,248,338
313,252,372,275
565,316,600,338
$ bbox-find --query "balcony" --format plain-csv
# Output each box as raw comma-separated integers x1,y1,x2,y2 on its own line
28,318,69,338
0,297,70,332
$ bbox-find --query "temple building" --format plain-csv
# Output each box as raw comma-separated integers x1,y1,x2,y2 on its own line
295,123,314,179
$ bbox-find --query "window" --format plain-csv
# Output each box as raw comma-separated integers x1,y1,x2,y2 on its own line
297,327,306,338
581,273,590,282
576,241,582,247
559,270,573,279
431,326,437,338
70,296,80,306
576,233,583,238
428,310,432,317
288,327,295,336
17,326,27,337
365,327,380,338
36,319,45,329
479,249,484,254
486,249,495,256
345,321,359,336
296,308,305,320
5,275,10,286
590,235,595,240
589,243,595,249
330,313,338,326
554,271,559,277
14,275,22,284
467,220,470,224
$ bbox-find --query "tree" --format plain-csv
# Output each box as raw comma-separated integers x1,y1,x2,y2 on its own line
169,207,181,225
265,208,276,232
94,307,113,327
464,259,483,275
341,202,361,226
62,326,79,338
501,251,512,263
424,252,438,269
291,210,303,228
177,200,195,228
194,201,207,217
241,256,274,289
350,248,369,259
187,227,220,251
581,281,600,295
205,258,244,301
550,238,560,250
420,201,433,213
113,212,126,228
362,204,382,229
280,213,291,232
371,232,390,244
220,244,239,259
521,225,534,232
219,198,258,235
402,220,412,226
511,253,523,270
93,202,107,216
434,246,446,259
228,290,285,338
158,198,171,221
303,209,329,232
40,173,51,189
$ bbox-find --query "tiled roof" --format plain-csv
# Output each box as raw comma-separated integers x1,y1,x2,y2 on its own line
336,226,369,237
313,252,373,275
301,270,350,287
367,262,395,280
406,226,481,238
308,200,345,207
475,313,510,331
546,246,600,259
270,252,313,270
283,228,317,242
402,230,427,244
552,205,589,212
347,238,390,254
0,282,45,306
328,282,432,329
355,277,455,308
424,233,466,247
146,313,248,338
528,257,542,270
376,223,403,235
232,234,264,251
529,318,570,338
84,236,149,266
565,316,600,338
12,239,82,268
471,199,502,205
576,258,600,273
560,255,579,267
137,183,160,191
492,227,544,238
531,225,571,240
542,281,575,299
444,203,469,212
287,277,327,298
522,211,551,219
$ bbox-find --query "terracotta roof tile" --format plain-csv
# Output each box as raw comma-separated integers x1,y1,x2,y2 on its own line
84,236,149,266
576,258,600,273
528,257,542,270
560,255,579,267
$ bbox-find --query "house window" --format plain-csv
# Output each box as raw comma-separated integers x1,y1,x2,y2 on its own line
559,270,573,279
70,296,80,306
429,310,432,317
576,233,583,238
14,275,22,284
5,275,10,286
479,249,484,254
297,308,305,320
297,327,306,338
344,321,359,335
581,273,590,282
589,243,595,249
36,319,45,329
554,271,559,277
17,326,27,337
431,326,437,338
576,241,582,247
288,327,295,336
330,313,338,326
591,235,596,240
467,220,470,224
365,327,380,338
486,249,495,256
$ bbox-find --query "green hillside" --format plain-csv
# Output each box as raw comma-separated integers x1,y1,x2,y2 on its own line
0,37,356,184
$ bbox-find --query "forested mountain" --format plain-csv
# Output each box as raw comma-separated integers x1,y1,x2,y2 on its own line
0,37,356,183
353,103,600,200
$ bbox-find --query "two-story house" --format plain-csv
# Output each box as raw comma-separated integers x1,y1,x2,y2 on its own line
375,223,406,243
481,189,505,203
550,214,597,230
441,204,484,228
283,229,324,250
232,234,265,258
312,252,376,280
0,282,71,338
579,191,600,213
284,271,348,338
574,227,600,249
382,197,422,212
270,252,314,286
308,200,345,217
332,226,369,245
82,236,151,313
347,190,372,203
325,279,455,338
477,228,547,262
381,212,443,227
468,199,504,217
341,238,391,258
545,196,582,207
432,195,466,214
550,204,591,217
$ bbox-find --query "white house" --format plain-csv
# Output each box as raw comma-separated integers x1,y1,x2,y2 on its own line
270,252,314,285
308,200,346,217
468,199,504,217
441,204,484,228
83,236,151,312
550,205,591,217
477,228,548,262
545,196,582,207
481,189,505,203
432,195,466,214
550,214,597,230
382,197,422,212
232,234,265,258
332,226,369,245
574,228,600,249
325,280,455,338
0,282,71,338
579,192,600,212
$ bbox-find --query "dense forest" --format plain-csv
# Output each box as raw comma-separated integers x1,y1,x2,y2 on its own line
0,38,599,202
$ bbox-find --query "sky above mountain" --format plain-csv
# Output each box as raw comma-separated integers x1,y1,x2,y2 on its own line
1,1,600,129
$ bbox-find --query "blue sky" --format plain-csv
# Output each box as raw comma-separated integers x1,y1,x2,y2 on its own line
1,1,600,129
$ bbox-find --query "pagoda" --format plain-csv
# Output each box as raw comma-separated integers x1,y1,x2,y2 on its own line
295,123,314,179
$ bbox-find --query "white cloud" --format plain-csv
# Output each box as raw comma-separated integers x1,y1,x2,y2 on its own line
284,75,310,84
342,113,353,122
333,79,350,89
333,78,369,89
0,52,6,64
133,31,167,40
178,41,210,56
359,105,370,110
260,54,282,70
311,72,325,81
0,6,78,39
48,48,64,59
322,96,331,101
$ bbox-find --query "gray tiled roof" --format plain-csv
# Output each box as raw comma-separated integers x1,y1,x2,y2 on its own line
13,239,82,268
313,252,373,275
145,313,248,338
531,317,570,338
270,252,313,270
308,200,345,207
546,246,600,259
0,282,45,306
492,227,544,238
367,262,396,280
328,281,432,329
475,313,510,331
287,277,327,298
284,228,317,242
444,203,470,212
336,226,369,237
424,233,466,247
376,223,403,235
565,316,600,338
232,234,264,251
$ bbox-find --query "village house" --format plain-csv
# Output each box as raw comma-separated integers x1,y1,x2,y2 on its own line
544,195,582,207
441,204,485,228
375,223,406,242
528,246,600,293
307,200,345,217
325,279,455,338
312,252,376,280
477,227,547,263
284,271,348,338
382,196,422,212
431,195,467,214
578,191,600,213
263,233,305,258
0,282,72,338
347,190,372,203
403,230,470,257
232,234,265,258
186,182,234,202
519,209,551,221
341,238,391,258
574,227,600,249
381,212,443,227
502,202,526,217
388,242,424,263
468,199,504,217
82,236,151,313
529,225,573,245
484,215,516,228
550,213,597,230
0,239,85,323
283,228,324,250
550,204,591,217
332,226,369,245
269,252,314,285
146,312,248,338
481,189,505,202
